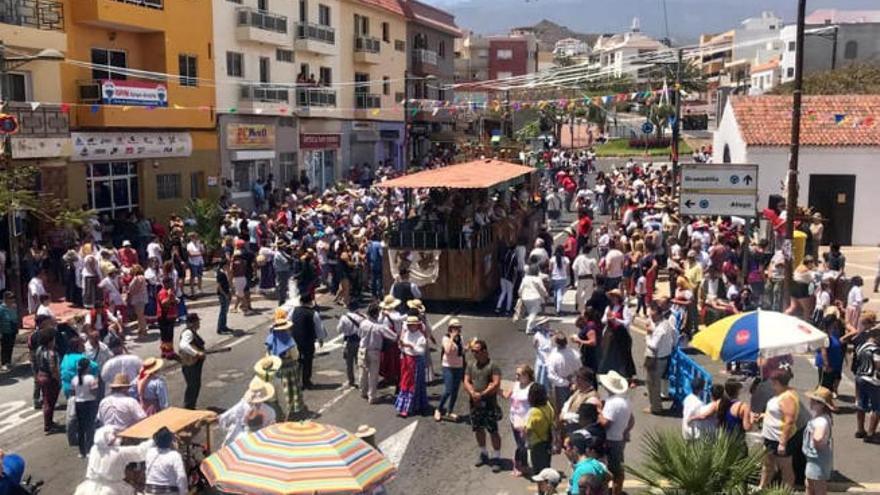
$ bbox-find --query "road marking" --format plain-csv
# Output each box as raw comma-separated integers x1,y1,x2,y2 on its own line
227,334,253,348
316,385,355,415
429,314,452,332
0,401,42,437
378,420,418,467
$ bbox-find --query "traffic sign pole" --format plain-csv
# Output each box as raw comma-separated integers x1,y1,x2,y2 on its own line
678,164,759,218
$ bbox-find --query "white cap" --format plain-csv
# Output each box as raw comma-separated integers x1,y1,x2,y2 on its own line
532,468,561,485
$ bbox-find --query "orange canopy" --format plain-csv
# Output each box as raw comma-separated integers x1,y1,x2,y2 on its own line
376,159,534,190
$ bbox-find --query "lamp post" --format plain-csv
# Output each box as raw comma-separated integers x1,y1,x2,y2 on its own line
0,43,65,303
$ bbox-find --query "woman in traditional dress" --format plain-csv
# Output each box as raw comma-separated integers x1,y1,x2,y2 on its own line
395,316,429,418
136,357,168,416
598,289,636,382
378,295,403,388
265,309,303,420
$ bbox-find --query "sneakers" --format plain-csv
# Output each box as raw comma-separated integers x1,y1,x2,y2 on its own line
490,458,502,473
475,452,490,467
434,409,442,422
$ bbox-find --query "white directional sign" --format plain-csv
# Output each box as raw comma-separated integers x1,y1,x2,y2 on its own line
679,164,758,217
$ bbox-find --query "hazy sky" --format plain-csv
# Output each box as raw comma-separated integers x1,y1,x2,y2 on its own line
439,0,880,39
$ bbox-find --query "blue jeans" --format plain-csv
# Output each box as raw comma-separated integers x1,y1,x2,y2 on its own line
217,293,230,331
551,277,567,313
370,268,383,298
438,366,464,414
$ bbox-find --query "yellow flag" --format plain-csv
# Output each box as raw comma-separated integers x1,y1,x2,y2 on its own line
371,108,380,116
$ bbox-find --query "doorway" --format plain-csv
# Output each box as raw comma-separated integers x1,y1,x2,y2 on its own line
808,174,855,246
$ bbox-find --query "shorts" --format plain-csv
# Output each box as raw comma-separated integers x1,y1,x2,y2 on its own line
605,277,622,291
819,368,841,390
763,438,795,458
189,262,204,278
606,440,626,476
232,276,247,297
469,405,502,434
805,456,833,481
857,380,880,413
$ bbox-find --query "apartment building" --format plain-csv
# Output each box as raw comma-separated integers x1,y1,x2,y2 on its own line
62,0,219,221
213,0,298,206
401,0,458,165
0,0,70,203
487,35,538,80
333,0,406,180
591,19,665,83
454,30,489,83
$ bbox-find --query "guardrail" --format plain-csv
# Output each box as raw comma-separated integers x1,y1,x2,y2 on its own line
412,48,438,65
354,93,381,109
112,0,162,8
296,88,336,107
295,21,334,44
388,223,494,250
237,6,287,33
0,0,63,30
667,347,713,406
240,84,289,103
354,36,380,53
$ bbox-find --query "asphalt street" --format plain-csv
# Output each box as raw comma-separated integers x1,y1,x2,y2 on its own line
3,159,880,493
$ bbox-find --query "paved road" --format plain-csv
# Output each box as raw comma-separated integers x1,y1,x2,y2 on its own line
4,160,880,493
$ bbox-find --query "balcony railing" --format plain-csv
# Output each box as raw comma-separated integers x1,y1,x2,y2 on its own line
412,48,438,65
295,21,335,44
296,88,336,107
5,101,69,137
237,7,287,34
0,0,63,31
112,0,163,9
354,36,380,54
240,84,289,103
354,93,381,109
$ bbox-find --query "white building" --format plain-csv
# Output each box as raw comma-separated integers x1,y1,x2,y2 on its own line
713,95,880,245
212,0,300,206
780,12,880,83
554,37,589,58
748,57,781,94
591,18,666,82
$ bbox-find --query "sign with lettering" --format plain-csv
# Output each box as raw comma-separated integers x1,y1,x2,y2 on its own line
101,80,168,107
226,124,276,149
679,164,758,217
300,133,341,150
71,132,192,161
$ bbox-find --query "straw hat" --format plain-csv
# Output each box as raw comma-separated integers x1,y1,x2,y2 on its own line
273,308,292,331
406,299,425,313
355,424,376,438
599,370,629,395
405,315,421,325
805,386,836,412
109,373,132,390
244,376,275,404
379,295,401,310
253,355,282,377
140,357,164,378
448,318,462,328
607,289,623,299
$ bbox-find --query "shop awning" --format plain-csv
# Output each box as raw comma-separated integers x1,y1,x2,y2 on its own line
376,159,534,189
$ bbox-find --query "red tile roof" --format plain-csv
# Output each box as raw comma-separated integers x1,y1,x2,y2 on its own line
750,57,780,74
399,0,460,37
376,159,534,189
729,95,880,147
358,0,405,17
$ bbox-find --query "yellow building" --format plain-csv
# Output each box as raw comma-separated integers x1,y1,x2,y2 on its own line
61,0,219,222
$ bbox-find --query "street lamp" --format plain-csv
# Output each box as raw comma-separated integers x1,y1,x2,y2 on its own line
1,42,66,303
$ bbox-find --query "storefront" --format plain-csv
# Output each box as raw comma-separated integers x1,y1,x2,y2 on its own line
345,120,379,174
377,122,404,170
300,132,341,192
218,115,298,208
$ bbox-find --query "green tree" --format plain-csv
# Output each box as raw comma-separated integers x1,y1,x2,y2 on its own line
645,58,708,95
184,198,223,254
0,164,94,228
770,62,880,94
646,103,675,139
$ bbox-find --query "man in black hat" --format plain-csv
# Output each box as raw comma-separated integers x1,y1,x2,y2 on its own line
179,313,205,409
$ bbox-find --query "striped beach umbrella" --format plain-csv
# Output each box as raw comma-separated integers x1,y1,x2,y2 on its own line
692,310,829,362
201,421,396,495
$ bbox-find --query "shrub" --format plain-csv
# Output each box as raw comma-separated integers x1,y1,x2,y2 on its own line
628,137,672,148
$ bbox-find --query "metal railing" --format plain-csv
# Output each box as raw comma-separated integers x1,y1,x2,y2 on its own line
388,223,494,250
296,88,336,107
112,0,163,9
295,21,335,44
354,36,380,53
5,101,69,137
412,48,438,65
240,84,289,103
237,7,287,34
0,0,63,30
354,93,380,109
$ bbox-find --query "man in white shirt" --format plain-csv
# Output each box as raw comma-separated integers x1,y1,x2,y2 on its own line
146,237,163,265
603,242,625,291
98,373,146,431
572,246,598,313
644,300,676,415
27,271,48,315
337,310,365,388
682,375,714,440
144,427,187,495
101,342,143,397
547,332,581,413
599,371,634,495
529,239,549,266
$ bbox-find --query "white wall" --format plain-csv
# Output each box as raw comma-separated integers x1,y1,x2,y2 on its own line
712,100,748,163
747,147,880,246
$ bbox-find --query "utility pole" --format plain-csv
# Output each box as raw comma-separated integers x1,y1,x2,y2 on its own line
783,0,807,308
831,26,838,70
671,47,683,199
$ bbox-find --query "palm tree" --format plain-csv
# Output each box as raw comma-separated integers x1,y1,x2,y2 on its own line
627,429,787,495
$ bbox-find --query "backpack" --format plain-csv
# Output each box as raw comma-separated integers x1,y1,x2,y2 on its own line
855,342,880,380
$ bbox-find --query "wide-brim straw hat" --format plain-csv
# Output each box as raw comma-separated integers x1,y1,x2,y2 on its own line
406,299,425,312
379,295,401,310
253,355,282,376
355,424,376,438
140,357,164,377
244,376,275,404
805,386,836,412
599,370,629,395
109,372,132,390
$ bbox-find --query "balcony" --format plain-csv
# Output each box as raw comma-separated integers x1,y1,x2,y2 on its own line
0,0,63,30
74,0,167,32
353,92,380,118
236,7,288,46
353,36,381,64
239,83,290,114
6,101,70,159
295,87,336,117
411,48,441,76
75,79,212,128
294,22,336,55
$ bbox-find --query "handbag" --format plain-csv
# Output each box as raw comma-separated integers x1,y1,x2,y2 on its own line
66,400,79,447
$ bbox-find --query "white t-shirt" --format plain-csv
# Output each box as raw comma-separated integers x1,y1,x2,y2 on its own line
848,286,864,309
509,382,531,429
72,374,98,402
682,394,715,439
147,242,163,263
602,394,632,441
604,250,625,278
533,331,554,365
186,241,204,265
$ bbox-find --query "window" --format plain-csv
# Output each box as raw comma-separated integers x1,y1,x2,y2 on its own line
844,40,858,60
788,41,796,52
496,49,513,60
91,48,127,80
382,22,389,42
438,40,446,58
86,162,139,215
226,51,244,77
382,76,390,95
227,0,242,3
299,63,310,80
355,72,369,93
394,39,405,52
276,49,294,63
319,66,332,85
354,14,368,36
318,4,330,26
496,71,512,79
786,67,795,78
257,0,267,10
5,72,29,101
233,160,269,192
178,54,198,87
259,57,270,83
299,0,306,22
279,152,297,185
190,172,205,199
156,173,181,200
279,116,296,127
